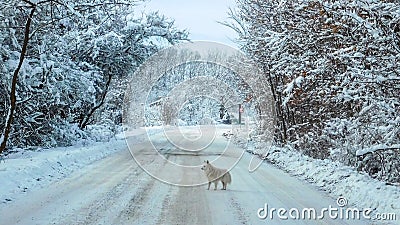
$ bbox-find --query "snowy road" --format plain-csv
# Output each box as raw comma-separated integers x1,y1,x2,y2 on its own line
0,126,370,225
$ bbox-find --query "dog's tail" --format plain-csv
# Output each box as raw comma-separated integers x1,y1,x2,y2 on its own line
225,171,232,184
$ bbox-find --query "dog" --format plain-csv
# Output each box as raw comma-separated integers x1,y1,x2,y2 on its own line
201,160,231,190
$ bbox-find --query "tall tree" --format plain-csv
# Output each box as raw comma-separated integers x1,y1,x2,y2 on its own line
0,0,36,154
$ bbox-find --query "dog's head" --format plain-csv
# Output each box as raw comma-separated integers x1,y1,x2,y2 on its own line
201,160,210,171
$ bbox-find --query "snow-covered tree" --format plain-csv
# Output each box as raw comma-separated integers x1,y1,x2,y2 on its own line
140,50,256,127
0,0,188,153
228,0,400,182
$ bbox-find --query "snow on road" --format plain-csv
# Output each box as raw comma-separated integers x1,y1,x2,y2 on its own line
0,138,127,204
0,126,393,224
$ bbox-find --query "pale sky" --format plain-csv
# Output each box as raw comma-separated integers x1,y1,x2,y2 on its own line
141,0,238,47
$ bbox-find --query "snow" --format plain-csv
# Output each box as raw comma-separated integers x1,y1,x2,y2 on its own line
270,148,399,214
295,76,304,87
356,144,400,156
283,76,304,106
284,80,295,94
0,126,372,224
236,136,400,223
0,126,164,204
0,135,4,148
0,137,128,204
1,126,398,223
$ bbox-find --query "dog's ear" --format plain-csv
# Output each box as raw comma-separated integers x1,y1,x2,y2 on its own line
206,160,209,164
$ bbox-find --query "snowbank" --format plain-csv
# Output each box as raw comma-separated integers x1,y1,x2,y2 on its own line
0,138,128,204
232,132,400,223
267,148,400,219
0,126,166,205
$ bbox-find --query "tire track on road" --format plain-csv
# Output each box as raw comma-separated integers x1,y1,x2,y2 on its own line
115,176,156,223
115,142,175,224
228,194,249,225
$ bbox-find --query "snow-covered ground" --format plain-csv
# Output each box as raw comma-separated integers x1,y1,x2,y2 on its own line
232,129,400,224
0,127,153,205
0,139,125,204
0,126,172,205
0,125,398,224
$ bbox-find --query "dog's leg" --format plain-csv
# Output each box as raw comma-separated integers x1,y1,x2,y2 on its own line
214,182,217,190
221,181,225,190
207,182,211,190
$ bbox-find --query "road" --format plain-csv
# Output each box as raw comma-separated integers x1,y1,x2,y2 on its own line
0,126,370,225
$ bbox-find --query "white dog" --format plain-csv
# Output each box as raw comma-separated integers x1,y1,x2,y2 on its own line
201,160,232,190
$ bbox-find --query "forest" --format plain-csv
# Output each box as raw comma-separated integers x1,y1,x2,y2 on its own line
1,0,399,184
227,0,400,183
0,0,188,152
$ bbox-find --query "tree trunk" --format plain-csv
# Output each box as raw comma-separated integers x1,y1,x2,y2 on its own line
0,6,36,154
79,73,113,129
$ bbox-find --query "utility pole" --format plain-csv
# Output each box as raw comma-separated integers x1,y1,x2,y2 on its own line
238,104,242,124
